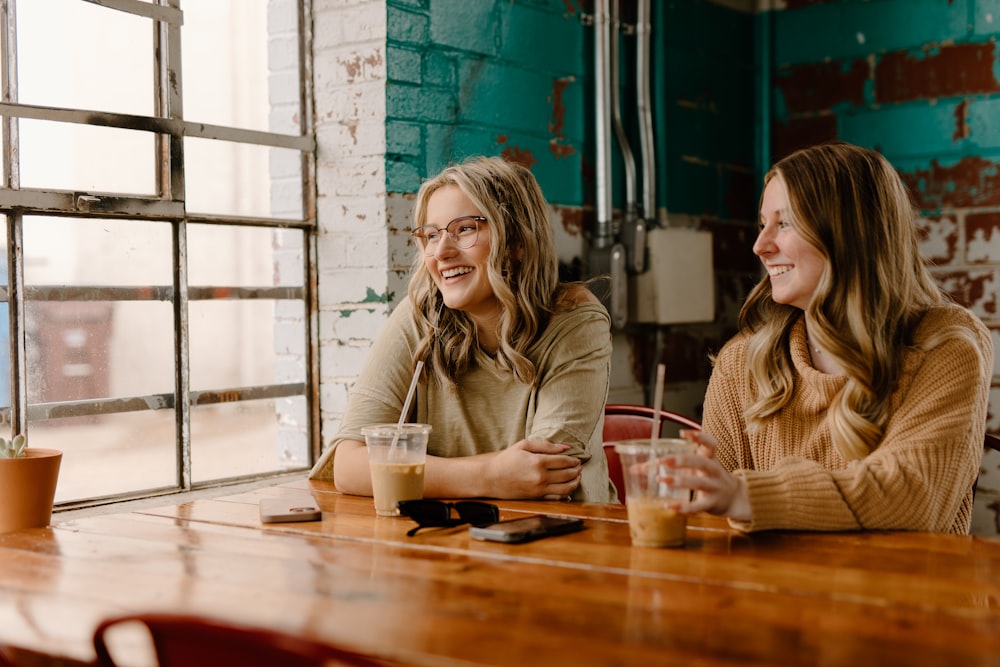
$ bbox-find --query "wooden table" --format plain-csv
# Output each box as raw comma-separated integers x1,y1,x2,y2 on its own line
0,477,998,666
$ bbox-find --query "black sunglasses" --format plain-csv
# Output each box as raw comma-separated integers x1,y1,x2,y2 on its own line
396,500,500,537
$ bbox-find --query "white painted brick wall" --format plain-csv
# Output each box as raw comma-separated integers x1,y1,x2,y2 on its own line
312,0,390,451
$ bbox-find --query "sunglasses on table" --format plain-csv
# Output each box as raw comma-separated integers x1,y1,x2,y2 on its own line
396,500,500,537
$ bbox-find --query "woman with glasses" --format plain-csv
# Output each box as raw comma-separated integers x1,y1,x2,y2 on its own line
668,142,992,534
310,156,617,503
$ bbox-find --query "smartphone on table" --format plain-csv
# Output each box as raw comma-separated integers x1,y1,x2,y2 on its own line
259,498,322,524
469,515,584,544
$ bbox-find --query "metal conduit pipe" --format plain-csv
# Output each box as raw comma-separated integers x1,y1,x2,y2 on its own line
611,0,647,275
610,0,637,228
593,0,613,243
590,0,627,330
637,0,655,232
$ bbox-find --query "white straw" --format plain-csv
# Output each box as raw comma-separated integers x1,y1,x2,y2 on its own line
649,363,667,496
650,363,666,444
390,360,424,456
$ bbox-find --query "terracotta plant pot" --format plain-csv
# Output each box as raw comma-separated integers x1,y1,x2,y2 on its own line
0,448,62,533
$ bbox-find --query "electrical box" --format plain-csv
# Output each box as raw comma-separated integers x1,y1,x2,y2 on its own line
630,227,714,324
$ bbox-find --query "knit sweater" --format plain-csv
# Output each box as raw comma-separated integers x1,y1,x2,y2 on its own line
703,303,992,534
310,297,617,503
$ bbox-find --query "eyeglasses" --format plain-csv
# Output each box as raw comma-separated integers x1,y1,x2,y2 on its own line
396,499,499,537
411,216,485,255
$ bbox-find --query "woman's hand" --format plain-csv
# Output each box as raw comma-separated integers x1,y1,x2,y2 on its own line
664,429,751,522
481,439,582,500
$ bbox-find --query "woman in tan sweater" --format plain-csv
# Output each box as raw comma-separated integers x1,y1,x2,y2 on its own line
670,142,992,534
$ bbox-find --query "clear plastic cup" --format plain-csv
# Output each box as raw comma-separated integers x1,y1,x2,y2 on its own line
363,423,431,516
613,438,695,547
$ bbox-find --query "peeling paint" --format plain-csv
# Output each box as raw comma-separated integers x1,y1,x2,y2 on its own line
337,308,378,318
876,43,1000,104
966,212,1000,263
901,156,1000,210
548,77,576,159
775,59,868,115
554,205,584,237
559,0,581,17
915,214,958,263
498,143,537,169
952,99,969,142
337,50,384,85
935,269,996,315
550,139,575,159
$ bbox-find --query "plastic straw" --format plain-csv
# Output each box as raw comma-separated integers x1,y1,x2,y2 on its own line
650,363,666,444
390,360,424,457
650,362,666,495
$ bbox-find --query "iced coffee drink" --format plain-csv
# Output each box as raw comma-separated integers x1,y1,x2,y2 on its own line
369,461,425,516
613,438,695,548
625,498,686,547
363,423,431,517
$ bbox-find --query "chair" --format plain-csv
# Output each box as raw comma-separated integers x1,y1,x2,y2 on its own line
92,612,394,667
602,403,702,503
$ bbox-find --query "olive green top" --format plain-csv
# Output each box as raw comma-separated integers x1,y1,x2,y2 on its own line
310,297,617,503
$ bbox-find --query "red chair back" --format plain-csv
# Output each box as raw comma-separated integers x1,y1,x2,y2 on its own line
603,404,701,504
93,613,394,667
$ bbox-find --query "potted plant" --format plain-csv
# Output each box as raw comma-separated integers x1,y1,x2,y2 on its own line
0,434,62,533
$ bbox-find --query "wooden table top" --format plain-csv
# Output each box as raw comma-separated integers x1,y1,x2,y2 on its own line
0,477,998,666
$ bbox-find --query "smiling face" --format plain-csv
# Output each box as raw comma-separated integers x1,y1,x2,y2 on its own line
421,184,500,331
754,175,826,311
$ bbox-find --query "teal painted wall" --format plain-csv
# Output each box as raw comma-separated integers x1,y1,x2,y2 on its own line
654,1,755,220
768,0,1000,213
385,0,755,222
386,0,589,205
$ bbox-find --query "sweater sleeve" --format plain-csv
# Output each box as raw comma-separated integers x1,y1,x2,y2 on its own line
736,311,992,534
702,339,755,473
525,304,616,502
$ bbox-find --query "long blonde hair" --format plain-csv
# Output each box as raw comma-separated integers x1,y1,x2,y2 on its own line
407,156,561,388
740,142,949,459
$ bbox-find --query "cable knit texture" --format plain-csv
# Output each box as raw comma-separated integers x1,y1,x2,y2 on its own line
703,303,992,534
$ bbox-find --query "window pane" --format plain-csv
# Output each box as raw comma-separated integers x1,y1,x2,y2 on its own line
23,217,175,402
182,0,300,134
24,217,173,286
185,139,303,219
19,120,156,195
191,397,309,483
189,300,305,390
38,412,178,503
188,224,304,286
16,0,153,117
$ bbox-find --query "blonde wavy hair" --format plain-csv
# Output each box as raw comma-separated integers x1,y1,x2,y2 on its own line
739,142,955,460
407,156,563,388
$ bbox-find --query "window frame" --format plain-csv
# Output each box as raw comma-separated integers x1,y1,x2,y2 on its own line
0,0,319,508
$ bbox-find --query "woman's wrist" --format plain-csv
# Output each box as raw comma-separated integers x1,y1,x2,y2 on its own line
727,475,752,523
